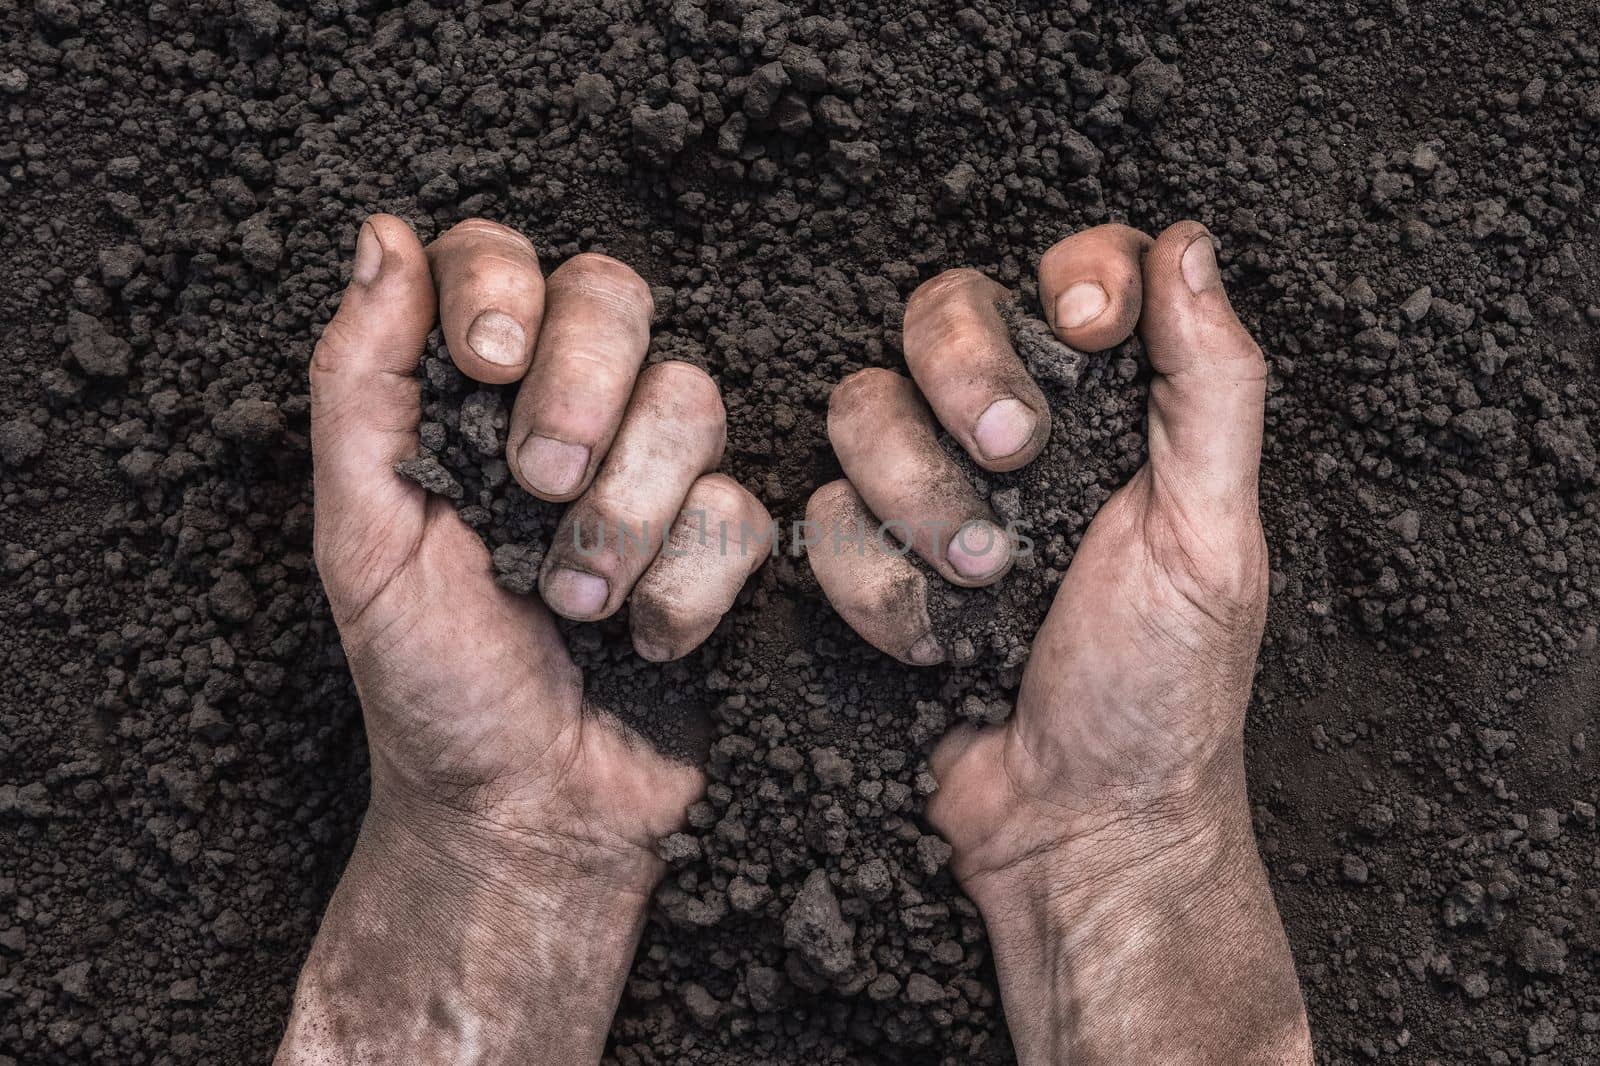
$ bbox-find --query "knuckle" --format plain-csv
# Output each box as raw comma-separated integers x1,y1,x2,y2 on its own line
431,223,542,298
646,359,723,412
547,504,624,571
830,367,902,413
309,317,363,388
1093,221,1147,242
554,253,653,313
908,275,1013,356
457,251,543,292
1081,222,1153,253
1037,239,1072,275
1237,337,1268,376
629,585,699,649
627,583,673,628
562,251,641,284
1040,227,1149,294
443,217,536,254
908,267,991,313
930,317,1002,357
741,487,775,531
569,494,659,558
690,477,769,544
1195,326,1267,378
688,473,750,515
540,344,635,392
804,478,855,524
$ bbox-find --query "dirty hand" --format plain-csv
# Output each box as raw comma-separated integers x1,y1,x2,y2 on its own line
807,223,1311,1063
278,216,767,1064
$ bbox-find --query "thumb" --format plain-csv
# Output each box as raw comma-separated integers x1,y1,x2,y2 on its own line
1138,220,1268,530
310,214,437,622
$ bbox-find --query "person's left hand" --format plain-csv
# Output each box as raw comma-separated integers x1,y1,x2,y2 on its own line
279,215,769,1063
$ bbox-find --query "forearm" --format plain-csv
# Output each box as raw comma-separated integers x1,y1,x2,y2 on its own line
275,801,659,1065
969,776,1312,1065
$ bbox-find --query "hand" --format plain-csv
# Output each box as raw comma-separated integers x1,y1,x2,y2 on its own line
278,215,767,1064
806,222,1310,1063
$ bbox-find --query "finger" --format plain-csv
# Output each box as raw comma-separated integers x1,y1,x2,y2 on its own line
629,474,773,662
308,215,436,615
1038,223,1153,352
828,369,1012,586
1138,221,1268,518
426,219,543,384
902,268,1051,471
508,253,654,501
539,361,725,620
804,480,944,666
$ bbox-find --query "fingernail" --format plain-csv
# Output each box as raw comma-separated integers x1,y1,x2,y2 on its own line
545,567,609,618
517,436,590,497
466,310,526,367
947,520,1011,582
352,222,382,286
1181,233,1220,295
1055,281,1108,329
974,398,1037,461
907,634,944,666
634,636,673,662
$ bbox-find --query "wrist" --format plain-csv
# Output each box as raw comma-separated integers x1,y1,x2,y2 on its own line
276,798,660,1065
369,774,668,900
960,767,1311,1064
963,762,1252,920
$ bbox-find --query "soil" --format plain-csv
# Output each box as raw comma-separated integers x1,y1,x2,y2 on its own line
2,1,1598,1064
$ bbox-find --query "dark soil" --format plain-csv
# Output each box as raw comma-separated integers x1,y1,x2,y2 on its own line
3,1,1598,1064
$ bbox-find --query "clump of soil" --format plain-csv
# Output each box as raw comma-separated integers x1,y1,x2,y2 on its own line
3,1,1599,1064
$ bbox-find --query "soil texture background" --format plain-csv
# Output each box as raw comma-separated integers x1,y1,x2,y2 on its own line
2,0,1598,1063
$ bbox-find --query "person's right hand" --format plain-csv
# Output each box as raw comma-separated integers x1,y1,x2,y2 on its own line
806,222,1311,1063
280,215,770,1064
